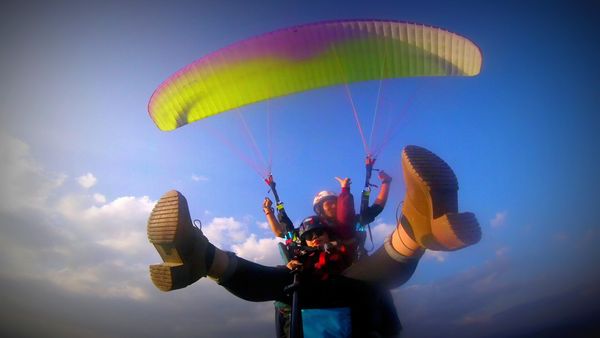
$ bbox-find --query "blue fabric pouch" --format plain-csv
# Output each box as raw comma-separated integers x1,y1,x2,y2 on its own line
301,307,351,338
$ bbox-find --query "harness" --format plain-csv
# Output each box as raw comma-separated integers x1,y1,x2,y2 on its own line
357,155,378,256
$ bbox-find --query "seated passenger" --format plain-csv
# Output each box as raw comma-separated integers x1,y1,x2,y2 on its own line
286,216,353,281
311,168,392,259
147,145,482,337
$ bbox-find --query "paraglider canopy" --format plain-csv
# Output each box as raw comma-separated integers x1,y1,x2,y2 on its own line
148,19,482,131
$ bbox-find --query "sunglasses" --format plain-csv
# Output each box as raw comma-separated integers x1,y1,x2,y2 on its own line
303,228,326,240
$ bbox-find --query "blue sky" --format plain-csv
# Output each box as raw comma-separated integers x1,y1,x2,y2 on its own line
1,0,598,337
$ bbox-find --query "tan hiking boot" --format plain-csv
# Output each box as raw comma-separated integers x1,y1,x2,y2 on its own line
148,190,208,291
401,145,481,251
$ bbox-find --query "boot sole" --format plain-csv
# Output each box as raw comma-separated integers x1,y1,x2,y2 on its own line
432,212,481,251
403,146,481,250
403,146,458,187
147,190,194,291
149,263,192,291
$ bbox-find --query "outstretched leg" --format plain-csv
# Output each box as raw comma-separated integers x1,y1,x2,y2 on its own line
147,190,291,301
345,145,481,288
393,145,481,252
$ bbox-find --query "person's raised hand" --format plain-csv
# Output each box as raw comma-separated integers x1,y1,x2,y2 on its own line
335,177,351,189
378,170,392,184
263,197,274,214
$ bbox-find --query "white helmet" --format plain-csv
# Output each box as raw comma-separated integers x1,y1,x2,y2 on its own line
313,190,337,213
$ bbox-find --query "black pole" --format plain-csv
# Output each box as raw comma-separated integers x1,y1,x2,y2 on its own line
360,156,376,225
289,271,301,338
265,174,295,233
285,247,318,338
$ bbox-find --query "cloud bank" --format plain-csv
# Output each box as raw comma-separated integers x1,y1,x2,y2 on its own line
0,132,288,337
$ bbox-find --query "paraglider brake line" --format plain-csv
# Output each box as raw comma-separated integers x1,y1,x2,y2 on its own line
343,84,369,155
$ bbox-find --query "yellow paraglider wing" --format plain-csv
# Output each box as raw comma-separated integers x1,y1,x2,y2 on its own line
148,19,482,131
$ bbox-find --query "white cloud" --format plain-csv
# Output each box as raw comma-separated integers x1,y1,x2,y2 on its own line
57,195,156,254
43,227,151,300
77,172,97,189
93,193,106,204
195,216,284,264
424,250,448,262
202,217,249,249
97,231,148,252
22,192,156,299
368,221,395,250
231,234,284,265
192,174,209,182
257,221,269,230
80,195,154,224
0,133,159,301
193,215,285,265
490,211,507,228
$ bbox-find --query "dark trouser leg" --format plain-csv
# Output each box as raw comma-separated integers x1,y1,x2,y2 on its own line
218,254,292,303
342,238,423,289
218,241,421,302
